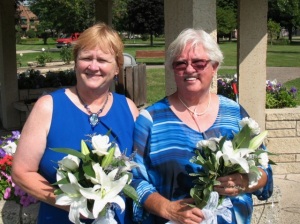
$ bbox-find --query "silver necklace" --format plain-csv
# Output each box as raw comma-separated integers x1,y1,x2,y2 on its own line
178,93,211,116
76,87,109,128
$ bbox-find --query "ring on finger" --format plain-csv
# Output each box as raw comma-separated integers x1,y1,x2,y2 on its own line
233,185,245,192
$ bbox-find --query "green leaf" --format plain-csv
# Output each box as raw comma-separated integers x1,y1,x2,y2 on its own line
122,184,139,202
54,188,64,195
232,125,252,149
101,145,116,168
52,177,70,185
82,160,95,178
81,140,90,155
51,147,86,159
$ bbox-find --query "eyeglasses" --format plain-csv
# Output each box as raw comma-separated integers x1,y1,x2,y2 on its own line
172,59,212,71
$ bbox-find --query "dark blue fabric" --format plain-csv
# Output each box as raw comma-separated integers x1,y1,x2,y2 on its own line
38,88,135,224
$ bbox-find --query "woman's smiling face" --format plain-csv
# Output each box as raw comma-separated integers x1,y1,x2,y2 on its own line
75,47,119,90
173,43,218,94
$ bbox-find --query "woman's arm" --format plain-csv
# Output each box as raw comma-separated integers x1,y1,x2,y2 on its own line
11,95,69,211
126,97,139,120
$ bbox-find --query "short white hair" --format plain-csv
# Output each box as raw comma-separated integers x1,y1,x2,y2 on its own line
165,28,224,72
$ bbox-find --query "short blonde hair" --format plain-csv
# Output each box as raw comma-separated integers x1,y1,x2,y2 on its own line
73,22,124,73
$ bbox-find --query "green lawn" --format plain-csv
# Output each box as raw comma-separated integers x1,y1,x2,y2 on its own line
16,37,300,105
16,38,300,67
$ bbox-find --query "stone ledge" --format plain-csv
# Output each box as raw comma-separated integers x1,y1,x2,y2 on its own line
266,120,296,129
272,162,300,174
266,137,300,154
267,129,296,138
265,108,300,121
269,154,297,163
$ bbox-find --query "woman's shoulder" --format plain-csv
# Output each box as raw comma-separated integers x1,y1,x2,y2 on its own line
145,97,168,112
217,95,249,118
218,94,239,105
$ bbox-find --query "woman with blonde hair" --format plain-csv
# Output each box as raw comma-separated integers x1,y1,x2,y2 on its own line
12,23,138,224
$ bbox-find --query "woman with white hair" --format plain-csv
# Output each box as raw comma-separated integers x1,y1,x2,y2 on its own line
131,28,273,224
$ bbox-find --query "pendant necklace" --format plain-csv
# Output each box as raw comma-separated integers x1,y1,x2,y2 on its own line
76,87,109,128
178,93,211,117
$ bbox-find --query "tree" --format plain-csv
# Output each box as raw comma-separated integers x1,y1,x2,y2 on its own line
217,7,237,42
127,0,164,46
267,19,281,45
216,0,237,42
112,0,129,34
268,0,300,42
28,0,95,42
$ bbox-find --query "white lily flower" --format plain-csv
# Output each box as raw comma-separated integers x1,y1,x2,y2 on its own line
258,152,269,169
240,117,260,135
91,134,111,156
42,48,45,52
58,155,80,171
249,130,268,150
220,141,255,173
55,171,94,224
2,141,17,155
114,143,121,158
247,160,263,187
197,137,220,151
80,163,127,218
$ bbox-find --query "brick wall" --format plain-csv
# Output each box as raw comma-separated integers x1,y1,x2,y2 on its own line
265,107,300,174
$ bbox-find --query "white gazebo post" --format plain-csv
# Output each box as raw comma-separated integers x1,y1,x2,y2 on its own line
238,0,268,129
0,0,21,130
164,0,217,96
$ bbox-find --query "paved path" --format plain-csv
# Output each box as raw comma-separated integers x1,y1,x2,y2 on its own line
274,174,300,224
266,67,300,84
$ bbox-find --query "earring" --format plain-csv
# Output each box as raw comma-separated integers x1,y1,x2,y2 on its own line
114,75,118,82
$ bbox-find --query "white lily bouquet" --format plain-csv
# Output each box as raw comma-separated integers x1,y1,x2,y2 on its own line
189,117,275,223
51,133,138,224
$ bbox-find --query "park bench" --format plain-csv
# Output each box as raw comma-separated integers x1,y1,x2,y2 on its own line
135,50,165,60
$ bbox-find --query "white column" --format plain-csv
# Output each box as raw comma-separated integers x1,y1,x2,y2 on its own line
238,0,268,129
0,0,21,129
164,0,217,96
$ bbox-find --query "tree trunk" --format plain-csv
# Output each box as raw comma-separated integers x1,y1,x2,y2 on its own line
150,33,154,46
288,25,293,42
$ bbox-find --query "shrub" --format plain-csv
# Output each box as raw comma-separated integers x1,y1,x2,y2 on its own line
141,34,149,41
217,75,238,101
16,53,23,67
266,79,297,108
59,47,73,64
217,76,298,109
17,69,76,89
0,131,38,206
36,48,53,66
26,29,36,38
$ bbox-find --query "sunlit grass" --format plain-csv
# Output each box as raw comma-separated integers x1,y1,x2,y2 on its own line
146,68,165,104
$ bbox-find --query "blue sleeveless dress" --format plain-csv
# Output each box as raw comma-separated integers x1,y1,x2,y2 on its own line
37,88,135,224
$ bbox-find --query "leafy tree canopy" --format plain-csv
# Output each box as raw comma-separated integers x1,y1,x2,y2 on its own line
268,0,300,41
28,0,95,35
127,0,164,45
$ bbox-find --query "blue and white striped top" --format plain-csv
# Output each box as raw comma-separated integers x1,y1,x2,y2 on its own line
132,95,273,224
